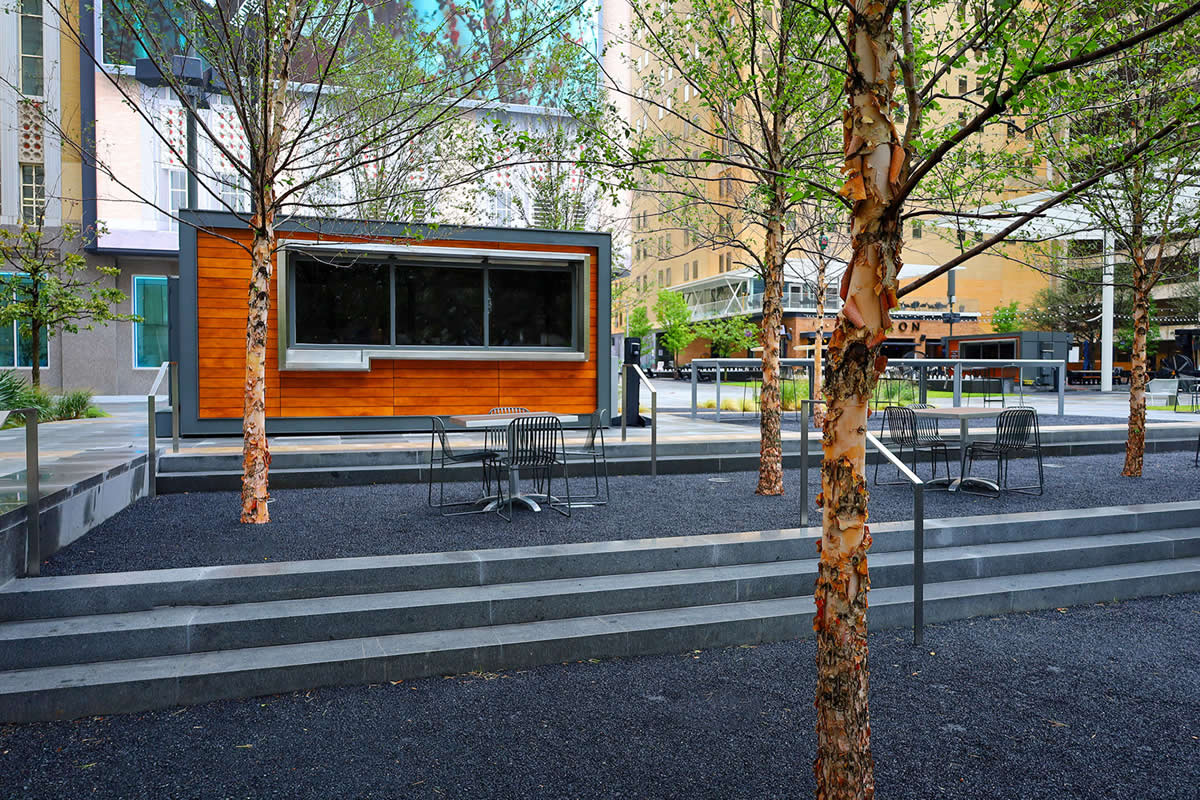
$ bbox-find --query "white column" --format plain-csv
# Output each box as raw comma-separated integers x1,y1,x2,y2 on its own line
1101,231,1115,392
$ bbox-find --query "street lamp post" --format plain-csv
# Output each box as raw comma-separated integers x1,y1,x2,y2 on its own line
135,55,212,211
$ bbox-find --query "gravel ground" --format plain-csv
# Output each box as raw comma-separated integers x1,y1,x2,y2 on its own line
42,449,1200,575
1,593,1195,800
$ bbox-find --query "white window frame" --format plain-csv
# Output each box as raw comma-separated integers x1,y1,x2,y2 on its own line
20,0,44,98
132,275,170,369
20,164,45,225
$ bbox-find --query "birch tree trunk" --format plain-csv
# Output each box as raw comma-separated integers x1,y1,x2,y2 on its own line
1122,252,1149,477
241,211,275,523
814,2,905,796
757,192,786,496
240,0,297,523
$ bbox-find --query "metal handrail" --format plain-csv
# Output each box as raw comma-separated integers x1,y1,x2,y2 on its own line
690,356,1068,418
620,363,657,477
799,411,926,645
867,431,926,646
147,361,181,499
12,408,40,577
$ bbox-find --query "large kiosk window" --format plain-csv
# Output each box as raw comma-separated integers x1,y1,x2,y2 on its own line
280,244,590,369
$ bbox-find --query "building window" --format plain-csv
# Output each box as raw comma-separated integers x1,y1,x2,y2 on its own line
666,267,672,285
693,259,699,277
0,274,49,369
218,172,246,213
134,276,170,368
957,75,967,94
912,220,923,239
20,0,44,97
20,164,45,224
164,169,187,230
658,269,664,287
290,257,578,351
683,262,689,281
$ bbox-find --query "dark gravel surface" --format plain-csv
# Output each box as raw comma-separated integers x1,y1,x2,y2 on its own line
2,593,1196,799
42,449,1200,575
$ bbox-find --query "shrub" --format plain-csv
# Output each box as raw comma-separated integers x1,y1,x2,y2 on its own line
53,389,94,420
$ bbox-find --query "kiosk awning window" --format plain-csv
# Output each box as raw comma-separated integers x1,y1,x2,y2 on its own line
288,253,583,354
294,260,390,345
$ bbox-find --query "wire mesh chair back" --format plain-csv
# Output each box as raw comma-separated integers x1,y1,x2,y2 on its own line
506,416,564,468
995,407,1037,451
487,407,530,450
430,416,457,459
883,405,918,447
582,409,608,450
908,403,945,443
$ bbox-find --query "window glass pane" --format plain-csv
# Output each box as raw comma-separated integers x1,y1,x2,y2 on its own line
0,322,14,368
16,326,48,368
135,277,170,368
13,279,47,368
488,269,572,347
294,260,390,345
102,0,189,66
395,266,483,346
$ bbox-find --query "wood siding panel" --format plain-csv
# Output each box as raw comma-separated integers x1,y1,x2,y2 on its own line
195,227,600,419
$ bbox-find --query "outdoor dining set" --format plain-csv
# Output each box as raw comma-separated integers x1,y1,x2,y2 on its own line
427,408,610,521
876,404,1045,495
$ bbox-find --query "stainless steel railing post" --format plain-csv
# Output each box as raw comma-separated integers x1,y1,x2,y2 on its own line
800,398,810,528
866,431,926,646
913,484,925,646
147,394,157,499
620,363,627,443
23,408,39,577
170,361,180,453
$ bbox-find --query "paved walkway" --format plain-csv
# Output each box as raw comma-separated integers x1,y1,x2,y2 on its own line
0,387,1196,494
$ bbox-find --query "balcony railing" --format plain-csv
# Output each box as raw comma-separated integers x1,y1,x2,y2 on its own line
688,292,841,321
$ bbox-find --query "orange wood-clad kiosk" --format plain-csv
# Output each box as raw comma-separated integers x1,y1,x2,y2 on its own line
175,212,613,435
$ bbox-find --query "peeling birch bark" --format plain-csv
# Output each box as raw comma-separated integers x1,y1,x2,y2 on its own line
1122,253,1149,477
814,2,907,796
241,218,274,524
758,196,786,496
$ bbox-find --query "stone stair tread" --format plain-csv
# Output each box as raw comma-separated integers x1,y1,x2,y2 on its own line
0,596,817,696
0,559,816,641
5,554,1200,697
10,525,1199,641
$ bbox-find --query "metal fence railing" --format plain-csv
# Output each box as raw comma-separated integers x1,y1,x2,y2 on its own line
620,363,657,477
691,357,1069,419
147,361,180,499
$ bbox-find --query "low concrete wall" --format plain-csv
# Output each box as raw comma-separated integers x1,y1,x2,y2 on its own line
0,455,149,583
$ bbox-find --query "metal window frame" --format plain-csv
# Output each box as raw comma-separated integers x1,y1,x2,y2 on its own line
132,274,170,369
276,241,591,371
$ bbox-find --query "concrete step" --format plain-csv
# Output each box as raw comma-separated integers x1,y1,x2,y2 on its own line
6,502,1200,623
2,556,1197,722
3,526,1197,671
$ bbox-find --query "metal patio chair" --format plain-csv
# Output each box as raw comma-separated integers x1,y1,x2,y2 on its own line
427,416,498,516
494,415,572,521
909,403,953,480
1194,429,1199,467
563,409,610,505
875,405,951,484
964,407,1044,495
485,407,530,450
